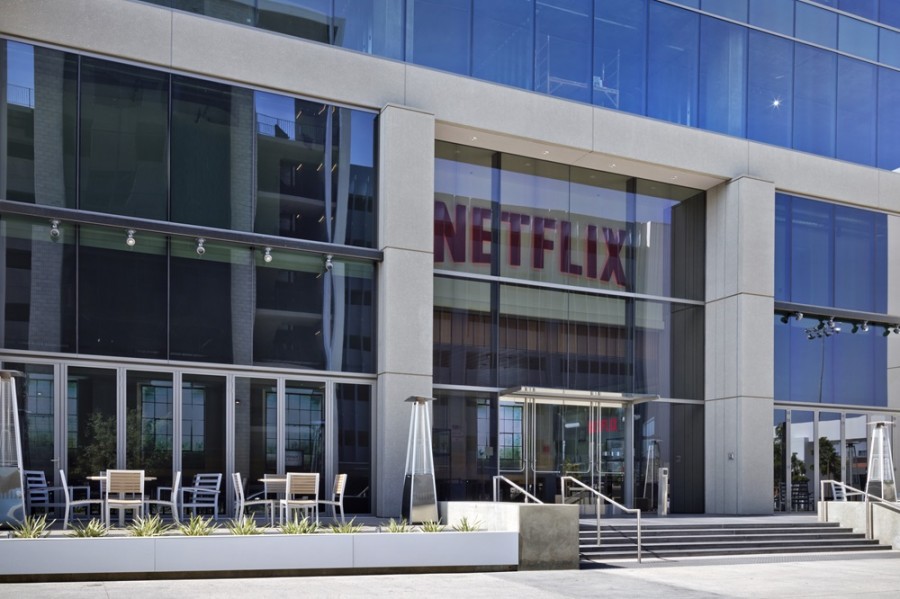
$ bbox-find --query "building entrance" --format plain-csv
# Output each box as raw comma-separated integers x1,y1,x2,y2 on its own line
497,387,656,507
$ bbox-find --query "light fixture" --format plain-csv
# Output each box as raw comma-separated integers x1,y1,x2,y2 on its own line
125,229,136,247
793,312,804,321
49,219,61,240
196,238,206,256
852,321,870,334
324,254,333,272
893,325,900,335
780,314,790,324
263,247,272,263
827,318,840,334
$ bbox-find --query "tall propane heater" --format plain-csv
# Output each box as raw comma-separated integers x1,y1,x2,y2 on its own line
865,421,896,501
0,370,26,525
401,396,438,523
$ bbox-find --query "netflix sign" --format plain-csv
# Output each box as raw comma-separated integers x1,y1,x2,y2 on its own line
434,194,655,291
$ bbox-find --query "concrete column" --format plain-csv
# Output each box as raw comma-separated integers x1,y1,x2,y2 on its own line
887,215,900,480
705,176,776,514
374,104,435,517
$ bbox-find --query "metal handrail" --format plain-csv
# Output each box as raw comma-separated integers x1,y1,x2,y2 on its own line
561,476,641,563
492,475,543,504
819,479,900,540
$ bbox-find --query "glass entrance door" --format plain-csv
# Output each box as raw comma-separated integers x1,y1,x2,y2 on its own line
499,393,628,505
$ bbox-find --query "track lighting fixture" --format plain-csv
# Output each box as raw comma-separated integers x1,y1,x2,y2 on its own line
196,238,205,256
49,220,61,240
126,229,136,247
263,247,272,263
324,254,333,272
852,321,870,334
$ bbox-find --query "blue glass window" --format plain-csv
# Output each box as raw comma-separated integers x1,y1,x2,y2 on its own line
701,0,747,21
775,196,789,301
796,3,838,48
593,0,646,114
790,197,833,307
835,57,875,166
877,67,900,170
747,31,792,147
838,16,877,60
257,0,332,43
409,0,471,75
839,0,877,20
881,2,900,29
793,45,836,157
834,206,881,312
648,3,699,126
535,0,592,102
334,0,404,60
748,0,793,35
880,29,900,68
699,17,747,137
472,0,534,89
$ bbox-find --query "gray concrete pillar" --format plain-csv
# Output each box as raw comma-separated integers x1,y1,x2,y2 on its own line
887,215,900,480
374,104,435,517
705,176,776,514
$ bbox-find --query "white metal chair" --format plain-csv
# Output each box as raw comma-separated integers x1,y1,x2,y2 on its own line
232,472,274,526
104,469,145,527
181,473,222,520
317,473,348,523
279,472,319,525
23,469,66,516
145,471,181,523
59,469,102,528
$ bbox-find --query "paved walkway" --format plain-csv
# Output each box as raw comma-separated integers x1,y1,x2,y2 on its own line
2,552,900,598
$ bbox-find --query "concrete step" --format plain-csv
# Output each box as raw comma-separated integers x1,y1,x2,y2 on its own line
579,520,894,563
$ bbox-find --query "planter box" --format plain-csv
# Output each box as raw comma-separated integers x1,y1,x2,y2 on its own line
0,531,518,579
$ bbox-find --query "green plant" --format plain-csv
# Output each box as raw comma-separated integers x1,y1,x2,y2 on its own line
451,516,483,532
280,516,320,535
328,518,363,534
12,514,54,538
67,518,109,538
385,518,413,533
179,513,219,536
419,520,445,533
127,514,172,537
226,517,263,535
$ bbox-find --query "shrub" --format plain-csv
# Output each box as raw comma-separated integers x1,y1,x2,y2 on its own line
127,514,172,537
451,516,483,532
281,516,320,535
179,513,219,536
12,514,54,538
67,518,109,538
226,517,263,535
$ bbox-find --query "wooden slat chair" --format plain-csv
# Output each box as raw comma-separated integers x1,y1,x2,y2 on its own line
105,469,145,527
318,473,348,523
279,472,319,525
233,472,274,526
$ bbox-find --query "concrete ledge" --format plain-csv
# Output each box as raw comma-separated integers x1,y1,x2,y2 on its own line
822,501,900,548
442,501,580,570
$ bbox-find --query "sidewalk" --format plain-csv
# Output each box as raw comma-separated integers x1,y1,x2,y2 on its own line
2,552,900,599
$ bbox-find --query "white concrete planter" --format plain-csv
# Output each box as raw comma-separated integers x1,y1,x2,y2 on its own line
0,531,518,577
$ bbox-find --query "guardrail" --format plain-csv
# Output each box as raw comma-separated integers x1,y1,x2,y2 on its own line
561,476,641,563
491,475,543,504
819,479,900,540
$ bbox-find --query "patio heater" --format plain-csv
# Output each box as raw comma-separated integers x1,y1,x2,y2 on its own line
0,370,26,525
401,395,438,523
865,421,896,501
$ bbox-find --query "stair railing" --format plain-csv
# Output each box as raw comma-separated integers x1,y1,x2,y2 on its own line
561,475,641,563
819,479,900,540
492,475,543,504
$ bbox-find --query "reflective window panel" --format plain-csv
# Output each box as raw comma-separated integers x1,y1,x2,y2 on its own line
67,367,117,480
336,383,372,513
433,277,494,386
433,390,497,502
285,381,325,476
234,377,277,494
181,374,227,500
773,409,787,511
126,371,174,493
5,363,55,474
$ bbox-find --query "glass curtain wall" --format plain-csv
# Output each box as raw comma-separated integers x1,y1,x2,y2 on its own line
67,367,117,481
126,371,174,494
335,383,372,513
181,374,227,496
6,363,54,476
433,390,497,502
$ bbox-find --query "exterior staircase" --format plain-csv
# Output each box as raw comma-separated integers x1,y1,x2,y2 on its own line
580,518,895,564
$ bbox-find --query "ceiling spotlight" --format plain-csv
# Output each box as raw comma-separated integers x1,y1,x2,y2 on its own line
827,318,840,334
196,238,206,256
49,219,61,240
125,229,136,247
780,314,790,324
852,321,870,334
793,312,803,321
263,247,273,263
893,325,900,335
324,254,333,272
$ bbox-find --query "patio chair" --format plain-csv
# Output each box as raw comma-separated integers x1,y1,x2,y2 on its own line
23,470,66,516
181,473,222,520
145,471,181,523
233,472,275,526
317,473,348,523
105,469,145,527
279,472,319,525
59,469,103,528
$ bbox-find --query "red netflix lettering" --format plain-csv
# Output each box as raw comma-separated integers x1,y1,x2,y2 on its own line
471,207,492,264
434,200,467,262
532,217,556,269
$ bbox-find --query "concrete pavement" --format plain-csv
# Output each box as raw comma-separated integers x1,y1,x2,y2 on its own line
2,552,900,598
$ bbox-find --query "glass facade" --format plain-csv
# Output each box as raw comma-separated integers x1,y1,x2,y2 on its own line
140,0,900,170
434,141,705,397
774,194,888,407
1,39,377,373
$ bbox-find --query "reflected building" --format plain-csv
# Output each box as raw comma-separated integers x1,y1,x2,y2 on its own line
1,0,899,518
